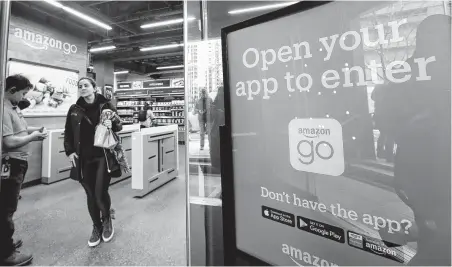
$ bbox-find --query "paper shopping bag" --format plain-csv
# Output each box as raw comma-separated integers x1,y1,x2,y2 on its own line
94,124,118,149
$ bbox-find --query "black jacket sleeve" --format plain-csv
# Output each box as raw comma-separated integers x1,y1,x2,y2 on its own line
107,102,123,133
64,105,75,156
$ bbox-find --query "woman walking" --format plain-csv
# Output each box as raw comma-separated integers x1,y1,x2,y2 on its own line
64,77,122,247
139,103,156,129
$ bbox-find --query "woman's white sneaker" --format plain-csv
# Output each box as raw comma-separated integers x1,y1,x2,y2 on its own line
102,216,114,242
88,226,102,247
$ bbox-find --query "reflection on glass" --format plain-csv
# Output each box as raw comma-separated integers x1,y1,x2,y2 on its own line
187,39,223,198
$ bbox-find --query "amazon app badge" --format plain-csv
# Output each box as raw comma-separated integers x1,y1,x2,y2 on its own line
288,118,344,176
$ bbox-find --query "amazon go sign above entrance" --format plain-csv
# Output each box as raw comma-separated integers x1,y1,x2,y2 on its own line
12,27,78,55
288,118,344,176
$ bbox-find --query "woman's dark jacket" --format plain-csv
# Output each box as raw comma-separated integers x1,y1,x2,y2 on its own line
64,94,123,179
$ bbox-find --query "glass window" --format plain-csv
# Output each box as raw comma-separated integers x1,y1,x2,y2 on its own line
185,1,288,265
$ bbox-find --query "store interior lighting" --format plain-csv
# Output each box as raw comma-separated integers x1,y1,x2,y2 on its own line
156,65,184,70
140,43,183,52
90,45,116,52
228,1,298,15
43,0,112,30
114,70,129,75
141,17,196,29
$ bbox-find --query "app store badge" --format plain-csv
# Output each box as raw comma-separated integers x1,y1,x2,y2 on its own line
262,206,295,227
288,118,344,176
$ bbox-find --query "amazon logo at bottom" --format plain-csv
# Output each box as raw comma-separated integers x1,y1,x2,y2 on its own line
347,231,404,263
282,244,339,267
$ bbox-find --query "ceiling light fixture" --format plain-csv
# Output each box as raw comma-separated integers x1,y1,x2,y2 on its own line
140,43,183,52
228,2,297,15
114,70,129,75
141,17,196,29
43,0,112,30
156,65,184,70
90,45,116,52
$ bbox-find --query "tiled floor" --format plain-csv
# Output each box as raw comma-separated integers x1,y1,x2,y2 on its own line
13,147,187,266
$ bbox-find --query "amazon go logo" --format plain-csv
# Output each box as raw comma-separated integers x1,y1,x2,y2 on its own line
288,118,344,176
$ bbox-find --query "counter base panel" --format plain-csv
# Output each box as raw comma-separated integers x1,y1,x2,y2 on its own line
133,169,178,198
111,174,132,185
42,173,132,185
42,174,70,185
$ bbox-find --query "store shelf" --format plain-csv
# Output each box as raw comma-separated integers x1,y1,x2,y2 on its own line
162,123,184,126
155,116,184,119
117,105,145,107
116,96,148,99
116,95,185,131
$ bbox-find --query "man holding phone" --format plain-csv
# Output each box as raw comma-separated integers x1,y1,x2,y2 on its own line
0,75,48,266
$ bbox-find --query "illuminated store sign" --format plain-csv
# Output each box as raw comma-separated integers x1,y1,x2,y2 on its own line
143,80,170,88
12,27,78,55
117,82,132,89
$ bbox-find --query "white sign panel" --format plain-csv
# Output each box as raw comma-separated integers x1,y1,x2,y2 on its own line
225,1,450,266
132,81,143,89
8,60,79,117
171,78,184,87
288,118,344,176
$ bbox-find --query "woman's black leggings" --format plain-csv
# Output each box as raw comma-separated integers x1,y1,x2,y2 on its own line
80,157,112,227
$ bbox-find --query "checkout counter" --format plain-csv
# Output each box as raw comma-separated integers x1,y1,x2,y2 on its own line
41,124,140,184
40,123,179,196
41,128,69,184
131,124,179,197
111,124,141,184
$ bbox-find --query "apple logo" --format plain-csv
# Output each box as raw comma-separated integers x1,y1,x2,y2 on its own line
264,210,269,216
